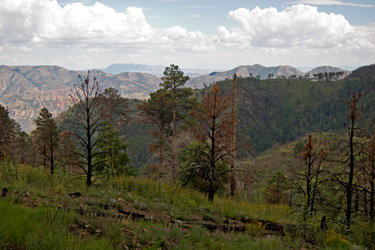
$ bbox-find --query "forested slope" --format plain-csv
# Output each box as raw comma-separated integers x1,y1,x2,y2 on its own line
57,65,375,168
214,71,375,153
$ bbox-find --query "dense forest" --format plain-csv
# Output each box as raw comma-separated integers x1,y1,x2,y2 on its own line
1,64,375,249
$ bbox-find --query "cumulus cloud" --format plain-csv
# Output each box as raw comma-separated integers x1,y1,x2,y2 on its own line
0,0,214,52
218,5,355,49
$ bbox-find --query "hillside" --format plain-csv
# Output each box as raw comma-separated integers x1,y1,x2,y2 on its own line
3,65,375,250
54,64,375,168
0,63,355,132
186,64,303,88
0,65,161,132
100,63,217,78
216,74,375,153
350,64,375,77
186,64,351,89
120,72,372,168
250,132,341,178
0,163,306,250
306,65,346,75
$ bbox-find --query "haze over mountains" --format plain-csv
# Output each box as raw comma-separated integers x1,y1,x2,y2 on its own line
0,63,348,132
186,65,348,88
99,63,221,78
99,63,348,89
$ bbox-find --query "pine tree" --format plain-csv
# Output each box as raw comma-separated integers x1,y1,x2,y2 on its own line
138,65,198,178
0,105,15,160
32,107,59,175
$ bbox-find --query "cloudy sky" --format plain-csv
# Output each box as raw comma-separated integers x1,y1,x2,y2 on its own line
0,0,374,71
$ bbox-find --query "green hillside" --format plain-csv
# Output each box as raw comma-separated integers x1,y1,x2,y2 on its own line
54,66,375,170
214,72,375,153
250,131,341,181
122,67,375,168
2,65,375,249
0,163,367,250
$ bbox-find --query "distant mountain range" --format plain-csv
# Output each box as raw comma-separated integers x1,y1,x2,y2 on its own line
98,63,218,78
0,65,160,132
186,65,348,88
99,63,347,82
0,64,349,132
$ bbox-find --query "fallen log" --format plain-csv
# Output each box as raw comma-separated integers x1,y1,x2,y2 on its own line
117,208,146,220
60,205,292,235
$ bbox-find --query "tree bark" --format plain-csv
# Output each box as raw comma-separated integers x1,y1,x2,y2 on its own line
230,74,237,196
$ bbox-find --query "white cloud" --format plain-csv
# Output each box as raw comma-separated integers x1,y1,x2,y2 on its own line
0,0,215,52
13,46,32,52
0,1,373,70
215,4,375,68
218,5,355,48
289,0,375,8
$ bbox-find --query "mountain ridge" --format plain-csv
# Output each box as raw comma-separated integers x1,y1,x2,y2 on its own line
0,65,161,132
98,63,219,77
186,64,345,88
0,63,353,133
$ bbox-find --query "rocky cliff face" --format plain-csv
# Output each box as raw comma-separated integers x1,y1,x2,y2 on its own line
0,65,161,132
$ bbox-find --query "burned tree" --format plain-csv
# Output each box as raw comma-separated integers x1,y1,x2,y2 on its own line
69,72,104,186
293,135,327,220
179,84,233,202
335,92,364,228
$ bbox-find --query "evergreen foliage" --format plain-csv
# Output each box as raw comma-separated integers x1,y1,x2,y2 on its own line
94,124,134,178
31,107,60,175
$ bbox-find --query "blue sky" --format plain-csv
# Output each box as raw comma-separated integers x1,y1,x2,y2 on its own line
0,0,374,71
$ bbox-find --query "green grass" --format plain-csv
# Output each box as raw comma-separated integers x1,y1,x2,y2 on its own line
0,162,373,249
0,200,113,250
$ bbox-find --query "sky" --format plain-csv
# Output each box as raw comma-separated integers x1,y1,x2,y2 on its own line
0,0,374,71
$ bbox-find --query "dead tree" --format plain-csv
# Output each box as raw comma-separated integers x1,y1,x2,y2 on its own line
230,73,238,196
69,71,104,186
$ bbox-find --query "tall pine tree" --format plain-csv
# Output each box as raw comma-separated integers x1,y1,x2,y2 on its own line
32,107,59,175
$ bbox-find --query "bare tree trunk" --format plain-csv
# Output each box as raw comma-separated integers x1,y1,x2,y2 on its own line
86,109,92,186
50,135,54,175
355,186,359,216
346,117,355,228
209,177,215,202
364,191,368,217
230,73,237,196
370,161,375,222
